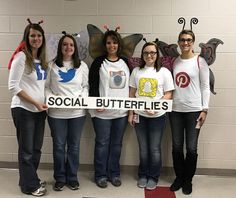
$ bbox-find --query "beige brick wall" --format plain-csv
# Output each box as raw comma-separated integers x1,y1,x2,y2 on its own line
0,0,236,169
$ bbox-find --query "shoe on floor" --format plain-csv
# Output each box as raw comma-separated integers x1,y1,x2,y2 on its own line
182,182,192,195
67,181,80,190
53,181,65,191
96,178,108,188
170,177,183,191
146,179,157,190
31,186,46,197
137,177,147,188
110,177,121,187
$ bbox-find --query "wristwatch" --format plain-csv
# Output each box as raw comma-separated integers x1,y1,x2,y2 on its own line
202,109,208,114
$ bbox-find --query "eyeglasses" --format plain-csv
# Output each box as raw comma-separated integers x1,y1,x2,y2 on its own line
178,38,193,44
143,51,157,57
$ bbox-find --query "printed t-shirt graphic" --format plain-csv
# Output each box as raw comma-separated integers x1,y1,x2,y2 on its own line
175,72,190,88
35,63,47,80
109,70,126,89
58,68,76,83
138,78,157,97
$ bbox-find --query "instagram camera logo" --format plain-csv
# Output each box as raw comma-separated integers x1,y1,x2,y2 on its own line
109,70,126,89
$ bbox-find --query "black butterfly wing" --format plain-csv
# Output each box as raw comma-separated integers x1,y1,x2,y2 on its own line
87,24,105,59
128,57,143,72
156,40,179,72
199,38,224,66
157,40,179,58
209,68,216,95
121,34,143,58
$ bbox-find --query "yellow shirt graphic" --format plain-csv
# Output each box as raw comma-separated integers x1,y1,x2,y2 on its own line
138,78,157,97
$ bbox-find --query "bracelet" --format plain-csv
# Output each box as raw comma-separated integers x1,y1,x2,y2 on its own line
202,109,208,115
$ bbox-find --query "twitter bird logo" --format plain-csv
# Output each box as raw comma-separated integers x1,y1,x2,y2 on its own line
58,68,76,82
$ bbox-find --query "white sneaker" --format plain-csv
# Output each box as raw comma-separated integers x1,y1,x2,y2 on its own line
31,186,46,197
137,178,147,188
146,179,157,190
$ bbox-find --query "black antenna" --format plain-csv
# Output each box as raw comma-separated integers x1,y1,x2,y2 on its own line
143,38,147,43
62,31,67,35
154,38,159,44
27,18,32,24
190,17,198,30
178,17,186,30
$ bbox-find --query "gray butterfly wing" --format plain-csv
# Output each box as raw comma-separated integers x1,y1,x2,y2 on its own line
199,38,224,66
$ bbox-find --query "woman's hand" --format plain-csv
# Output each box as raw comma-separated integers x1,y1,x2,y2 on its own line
35,102,48,111
96,108,105,112
145,110,157,116
128,114,134,127
196,111,207,128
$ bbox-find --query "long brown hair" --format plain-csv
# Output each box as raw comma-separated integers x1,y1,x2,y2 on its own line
103,30,123,57
23,23,48,72
54,34,81,68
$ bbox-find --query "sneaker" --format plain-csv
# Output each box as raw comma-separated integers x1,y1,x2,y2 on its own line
96,178,108,188
182,182,192,195
67,181,80,190
170,178,183,191
53,181,65,191
137,178,147,188
146,179,157,190
110,177,121,187
31,186,46,197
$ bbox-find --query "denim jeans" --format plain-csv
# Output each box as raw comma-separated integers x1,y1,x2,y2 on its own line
134,114,166,182
169,111,201,154
48,116,86,183
11,107,47,194
92,116,128,181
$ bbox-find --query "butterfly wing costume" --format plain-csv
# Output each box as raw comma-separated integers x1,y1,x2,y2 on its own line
158,38,223,95
87,24,143,60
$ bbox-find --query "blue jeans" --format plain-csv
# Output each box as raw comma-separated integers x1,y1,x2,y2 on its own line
48,116,86,183
169,111,201,154
11,107,47,194
92,116,128,181
134,114,166,182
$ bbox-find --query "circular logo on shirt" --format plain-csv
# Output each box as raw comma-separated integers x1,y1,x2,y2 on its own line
175,72,190,88
113,75,123,86
109,71,126,89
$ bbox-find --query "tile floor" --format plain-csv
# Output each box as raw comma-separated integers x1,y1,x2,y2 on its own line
0,168,236,198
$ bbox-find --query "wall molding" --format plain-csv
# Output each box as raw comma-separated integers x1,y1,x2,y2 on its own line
0,162,235,176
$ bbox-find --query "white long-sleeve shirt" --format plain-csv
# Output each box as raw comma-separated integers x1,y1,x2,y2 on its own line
45,60,89,119
172,55,210,112
8,51,47,112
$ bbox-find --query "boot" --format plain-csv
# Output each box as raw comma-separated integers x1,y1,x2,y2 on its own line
170,151,185,191
182,153,198,195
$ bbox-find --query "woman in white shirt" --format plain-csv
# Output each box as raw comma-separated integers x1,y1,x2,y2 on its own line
169,30,210,195
129,41,174,190
8,19,48,196
46,33,88,191
89,29,130,188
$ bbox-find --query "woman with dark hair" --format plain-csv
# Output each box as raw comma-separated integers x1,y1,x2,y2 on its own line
89,29,129,188
8,19,48,196
128,42,174,190
169,29,210,195
45,33,88,191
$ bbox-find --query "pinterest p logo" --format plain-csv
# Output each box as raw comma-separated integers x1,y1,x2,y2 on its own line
175,72,190,88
